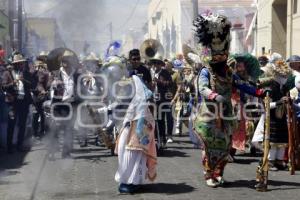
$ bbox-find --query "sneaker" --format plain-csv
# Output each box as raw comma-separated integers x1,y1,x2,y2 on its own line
269,161,278,171
167,138,173,143
206,178,218,188
215,176,225,186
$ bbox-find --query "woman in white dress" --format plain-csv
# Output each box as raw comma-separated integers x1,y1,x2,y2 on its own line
115,75,157,193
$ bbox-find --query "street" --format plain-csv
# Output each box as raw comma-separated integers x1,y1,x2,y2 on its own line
0,136,300,200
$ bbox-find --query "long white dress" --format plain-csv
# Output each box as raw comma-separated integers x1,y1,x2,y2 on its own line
115,126,147,185
115,75,156,185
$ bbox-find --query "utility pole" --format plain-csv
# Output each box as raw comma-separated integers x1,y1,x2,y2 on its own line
18,0,23,52
8,0,23,53
192,0,198,47
8,0,17,51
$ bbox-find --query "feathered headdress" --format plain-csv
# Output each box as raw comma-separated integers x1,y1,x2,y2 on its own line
104,40,122,61
182,44,201,66
193,14,231,56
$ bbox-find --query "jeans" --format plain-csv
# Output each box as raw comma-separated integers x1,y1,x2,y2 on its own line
7,100,30,150
156,102,173,144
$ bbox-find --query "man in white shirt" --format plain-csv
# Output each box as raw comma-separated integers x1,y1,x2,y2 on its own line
49,50,79,159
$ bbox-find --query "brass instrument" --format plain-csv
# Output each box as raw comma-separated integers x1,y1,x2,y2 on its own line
47,48,79,72
86,104,114,150
140,39,164,62
255,92,271,192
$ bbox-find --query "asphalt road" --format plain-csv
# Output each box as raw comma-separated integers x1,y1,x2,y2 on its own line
0,136,300,200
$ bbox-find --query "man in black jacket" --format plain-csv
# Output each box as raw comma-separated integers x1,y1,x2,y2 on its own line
127,49,152,89
1,54,32,153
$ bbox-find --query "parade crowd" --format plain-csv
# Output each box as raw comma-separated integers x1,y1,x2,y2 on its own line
0,14,300,193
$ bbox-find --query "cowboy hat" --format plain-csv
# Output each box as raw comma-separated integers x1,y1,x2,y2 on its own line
12,54,26,64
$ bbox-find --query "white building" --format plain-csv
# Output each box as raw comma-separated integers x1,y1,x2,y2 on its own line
148,0,256,58
256,0,300,58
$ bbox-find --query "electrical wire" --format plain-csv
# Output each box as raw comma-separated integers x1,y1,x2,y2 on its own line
115,0,141,31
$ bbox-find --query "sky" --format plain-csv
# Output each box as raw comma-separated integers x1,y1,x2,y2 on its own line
24,0,149,53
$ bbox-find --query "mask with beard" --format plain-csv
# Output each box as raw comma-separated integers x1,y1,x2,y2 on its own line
184,74,194,83
209,60,228,77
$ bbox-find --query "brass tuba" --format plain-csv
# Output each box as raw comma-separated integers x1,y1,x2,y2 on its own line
140,39,164,62
47,48,79,72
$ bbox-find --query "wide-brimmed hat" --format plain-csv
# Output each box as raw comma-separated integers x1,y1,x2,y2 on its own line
84,52,99,62
269,52,282,64
183,64,193,72
62,50,75,58
272,59,292,77
34,60,47,69
182,44,201,66
36,51,49,61
286,55,300,63
12,54,26,64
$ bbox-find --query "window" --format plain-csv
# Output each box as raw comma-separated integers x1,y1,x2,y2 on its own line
294,0,298,14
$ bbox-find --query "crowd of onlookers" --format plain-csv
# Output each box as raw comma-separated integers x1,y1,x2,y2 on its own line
1,42,300,169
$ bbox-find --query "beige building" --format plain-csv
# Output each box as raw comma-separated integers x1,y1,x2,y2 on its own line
26,18,64,56
148,0,256,58
0,0,9,52
257,0,300,58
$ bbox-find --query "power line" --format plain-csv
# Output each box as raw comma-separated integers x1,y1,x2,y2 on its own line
24,0,68,17
146,0,162,24
115,0,141,31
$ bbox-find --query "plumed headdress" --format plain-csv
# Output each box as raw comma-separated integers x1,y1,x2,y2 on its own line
233,53,262,81
193,14,231,56
272,59,292,77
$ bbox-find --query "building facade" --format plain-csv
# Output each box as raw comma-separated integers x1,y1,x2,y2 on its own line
26,18,64,56
0,0,9,53
148,0,256,58
257,0,300,58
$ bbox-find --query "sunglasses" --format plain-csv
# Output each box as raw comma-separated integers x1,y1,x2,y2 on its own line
131,57,141,61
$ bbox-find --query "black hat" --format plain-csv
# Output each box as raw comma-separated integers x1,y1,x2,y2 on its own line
286,55,300,63
129,49,140,59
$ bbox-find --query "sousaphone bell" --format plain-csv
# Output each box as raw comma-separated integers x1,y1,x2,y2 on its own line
140,39,164,64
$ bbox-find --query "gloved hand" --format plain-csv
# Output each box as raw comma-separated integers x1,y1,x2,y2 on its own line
256,88,272,98
215,95,226,103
